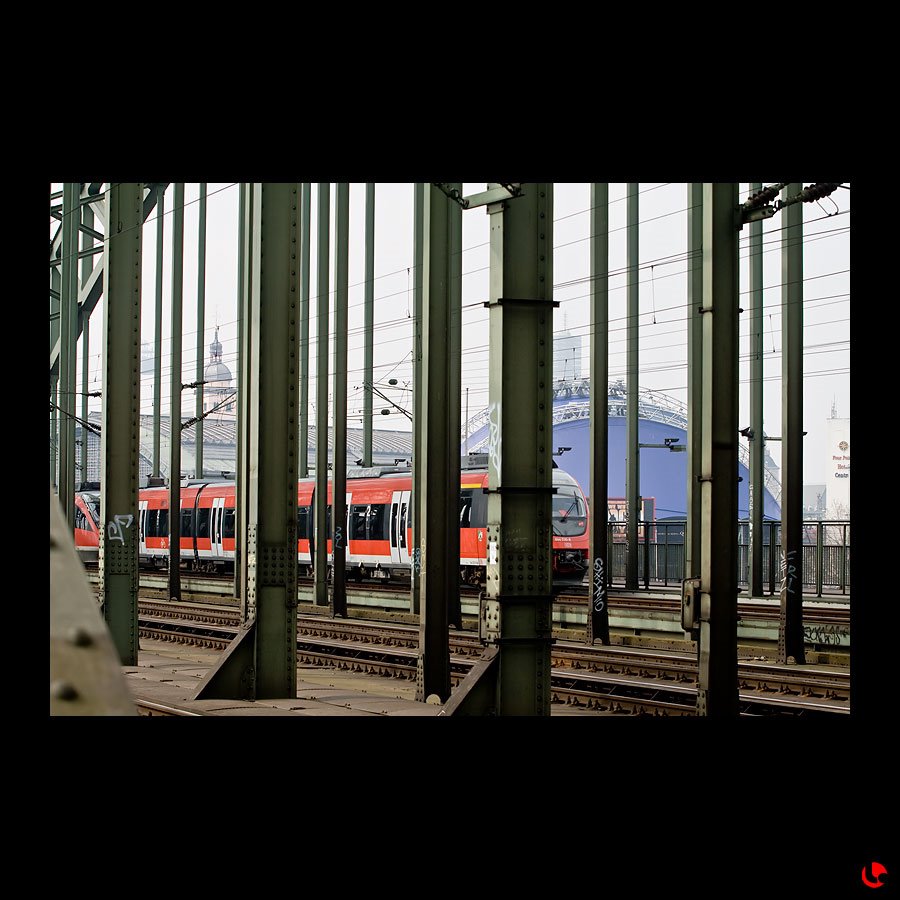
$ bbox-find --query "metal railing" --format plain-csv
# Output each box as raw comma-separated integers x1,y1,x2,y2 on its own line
603,520,850,596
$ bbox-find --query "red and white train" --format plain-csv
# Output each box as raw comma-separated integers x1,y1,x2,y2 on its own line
73,464,589,586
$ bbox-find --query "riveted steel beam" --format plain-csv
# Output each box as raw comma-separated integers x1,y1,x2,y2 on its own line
59,183,80,529
625,183,639,590
195,183,300,700
696,183,740,717
588,183,611,644
485,182,555,716
410,182,424,615
778,182,805,664
299,183,311,478
168,183,185,602
686,183,703,582
194,183,207,478
331,183,349,618
314,183,330,608
416,182,462,703
362,183,375,468
98,183,143,665
749,182,765,597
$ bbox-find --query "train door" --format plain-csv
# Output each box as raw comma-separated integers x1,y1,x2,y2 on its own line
210,496,226,560
138,498,148,557
390,490,412,567
342,492,352,566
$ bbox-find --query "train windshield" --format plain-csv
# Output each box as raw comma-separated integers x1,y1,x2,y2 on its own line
552,488,587,536
84,494,101,527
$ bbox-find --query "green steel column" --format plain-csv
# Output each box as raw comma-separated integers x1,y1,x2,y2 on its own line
153,186,165,477
50,258,60,488
244,182,300,695
748,182,765,597
779,183,806,664
80,320,89,482
299,183,311,479
686,183,703,580
80,205,94,483
448,191,463,633
625,183,639,590
485,183,555,716
98,183,143,665
168,183,185,602
314,183,331,607
195,183,207,479
331,183,349,617
195,183,300,701
416,182,462,702
362,183,375,468
588,183,610,644
59,182,80,529
234,183,250,599
410,182,424,614
696,183,740,717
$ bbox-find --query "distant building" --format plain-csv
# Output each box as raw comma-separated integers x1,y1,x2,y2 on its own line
202,328,235,420
826,411,850,519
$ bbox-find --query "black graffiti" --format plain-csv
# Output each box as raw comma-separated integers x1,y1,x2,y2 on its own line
593,556,606,613
803,624,849,646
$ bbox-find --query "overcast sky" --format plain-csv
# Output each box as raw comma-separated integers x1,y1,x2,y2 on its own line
57,182,850,485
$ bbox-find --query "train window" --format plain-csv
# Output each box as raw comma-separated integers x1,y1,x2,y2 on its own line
197,508,210,539
552,488,588,536
181,508,193,537
85,497,101,526
297,505,310,540
390,503,398,547
223,506,235,539
471,490,488,528
144,510,156,537
350,505,368,540
459,490,473,528
399,503,407,548
367,504,387,540
75,507,87,531
158,508,169,537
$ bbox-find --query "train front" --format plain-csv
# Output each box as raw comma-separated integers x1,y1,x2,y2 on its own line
551,469,589,586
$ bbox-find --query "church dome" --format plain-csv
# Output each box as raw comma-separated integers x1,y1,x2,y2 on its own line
204,328,232,383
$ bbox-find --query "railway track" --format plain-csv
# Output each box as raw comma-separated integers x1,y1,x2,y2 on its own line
137,606,849,716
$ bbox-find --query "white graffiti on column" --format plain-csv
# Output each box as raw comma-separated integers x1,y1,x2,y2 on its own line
488,402,502,475
107,515,134,544
593,556,606,613
780,549,798,594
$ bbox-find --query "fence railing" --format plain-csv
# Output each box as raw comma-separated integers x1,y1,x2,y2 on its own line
603,520,850,596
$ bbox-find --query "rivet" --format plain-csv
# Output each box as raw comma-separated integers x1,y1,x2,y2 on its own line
69,627,92,647
51,681,78,701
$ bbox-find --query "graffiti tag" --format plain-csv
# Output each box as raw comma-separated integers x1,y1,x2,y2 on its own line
593,556,606,613
107,515,133,545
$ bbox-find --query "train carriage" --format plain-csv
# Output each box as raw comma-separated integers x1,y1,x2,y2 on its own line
74,463,589,587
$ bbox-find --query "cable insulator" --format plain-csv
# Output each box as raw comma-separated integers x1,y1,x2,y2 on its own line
742,183,787,211
797,183,842,203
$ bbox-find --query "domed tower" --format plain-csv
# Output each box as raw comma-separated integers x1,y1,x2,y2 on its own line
203,327,235,420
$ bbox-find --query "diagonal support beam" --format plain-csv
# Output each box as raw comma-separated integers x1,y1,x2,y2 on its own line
50,184,167,388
